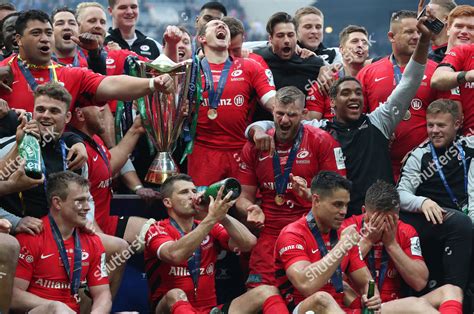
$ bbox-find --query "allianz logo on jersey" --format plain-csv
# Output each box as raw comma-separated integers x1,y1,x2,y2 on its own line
201,95,245,107
35,278,71,290
168,263,215,277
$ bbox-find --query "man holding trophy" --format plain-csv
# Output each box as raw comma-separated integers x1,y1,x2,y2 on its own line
187,19,276,187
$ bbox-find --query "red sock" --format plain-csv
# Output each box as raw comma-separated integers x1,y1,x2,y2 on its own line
439,300,462,314
171,300,199,314
262,295,289,314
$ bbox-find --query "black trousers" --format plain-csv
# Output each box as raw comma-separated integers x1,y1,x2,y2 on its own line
400,208,472,292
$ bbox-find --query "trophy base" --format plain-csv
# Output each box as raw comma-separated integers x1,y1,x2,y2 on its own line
145,152,179,185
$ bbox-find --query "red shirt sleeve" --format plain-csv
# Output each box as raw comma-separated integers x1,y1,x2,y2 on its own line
237,141,258,186
306,83,326,113
145,221,176,260
247,59,276,103
440,45,468,71
313,128,347,176
275,229,310,270
345,246,366,274
15,233,39,282
398,223,424,261
210,223,231,251
86,235,109,287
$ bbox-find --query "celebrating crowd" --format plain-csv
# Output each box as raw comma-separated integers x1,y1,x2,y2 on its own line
0,0,473,313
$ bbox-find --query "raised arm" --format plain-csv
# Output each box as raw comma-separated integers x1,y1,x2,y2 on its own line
158,189,234,264
369,18,431,138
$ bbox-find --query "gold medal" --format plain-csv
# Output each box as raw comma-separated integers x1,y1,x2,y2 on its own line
403,110,411,121
207,108,218,120
275,194,285,206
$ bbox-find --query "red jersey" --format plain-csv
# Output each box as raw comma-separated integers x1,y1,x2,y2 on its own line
56,49,89,68
238,125,346,235
356,56,453,179
275,215,365,309
0,55,105,113
144,218,230,311
306,72,340,120
196,57,275,150
82,135,115,235
342,215,424,302
15,216,108,313
440,44,474,135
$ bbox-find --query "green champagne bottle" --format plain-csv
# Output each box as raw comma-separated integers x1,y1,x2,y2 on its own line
200,178,242,205
18,113,42,179
362,279,375,314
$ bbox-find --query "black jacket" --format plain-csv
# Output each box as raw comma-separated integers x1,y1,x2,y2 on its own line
105,27,161,60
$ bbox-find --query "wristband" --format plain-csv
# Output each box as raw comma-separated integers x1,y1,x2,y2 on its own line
149,78,156,93
133,184,144,193
457,71,467,85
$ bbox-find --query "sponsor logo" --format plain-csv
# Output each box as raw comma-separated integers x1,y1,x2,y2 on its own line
168,266,206,276
265,69,275,86
311,248,319,254
98,178,112,188
201,235,210,246
26,255,34,263
258,155,270,162
411,98,422,110
106,58,115,65
297,150,309,159
387,268,398,278
100,253,108,277
375,77,387,82
422,75,427,81
231,69,243,77
82,251,89,261
140,45,150,51
206,263,214,275
410,237,422,256
93,155,99,162
279,244,304,256
40,253,54,260
35,278,70,289
334,147,345,170
234,95,245,107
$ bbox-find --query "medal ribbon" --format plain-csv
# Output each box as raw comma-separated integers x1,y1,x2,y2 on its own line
362,220,389,290
200,57,232,111
169,217,201,294
306,211,344,293
430,142,468,211
272,126,304,199
70,128,112,179
17,57,58,91
48,213,82,300
390,54,403,86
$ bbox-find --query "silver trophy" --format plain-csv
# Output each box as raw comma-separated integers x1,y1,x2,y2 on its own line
138,56,192,185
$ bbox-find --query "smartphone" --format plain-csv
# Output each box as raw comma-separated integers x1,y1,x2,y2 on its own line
417,6,445,34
